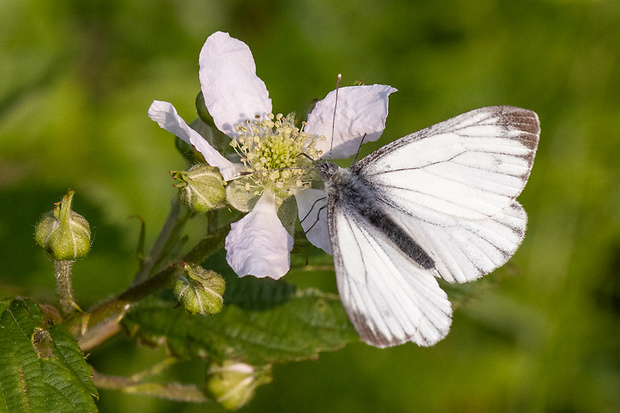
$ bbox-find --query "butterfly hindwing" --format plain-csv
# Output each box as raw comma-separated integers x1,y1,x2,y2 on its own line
328,196,452,347
378,199,528,283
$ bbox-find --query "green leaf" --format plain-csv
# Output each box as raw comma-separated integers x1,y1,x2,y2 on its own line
0,298,98,413
121,276,359,365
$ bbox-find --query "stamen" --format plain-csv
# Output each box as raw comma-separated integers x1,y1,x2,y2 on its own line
230,112,323,200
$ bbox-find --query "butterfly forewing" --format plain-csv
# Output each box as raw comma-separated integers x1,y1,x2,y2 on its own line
353,106,539,283
355,106,539,221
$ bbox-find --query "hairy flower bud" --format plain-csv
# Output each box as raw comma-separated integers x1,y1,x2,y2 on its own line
206,361,272,410
174,263,225,315
171,164,226,213
34,190,91,261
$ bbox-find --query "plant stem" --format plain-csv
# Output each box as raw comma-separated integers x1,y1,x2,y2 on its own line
132,198,188,286
91,368,210,403
75,262,181,350
54,260,79,315
65,225,229,350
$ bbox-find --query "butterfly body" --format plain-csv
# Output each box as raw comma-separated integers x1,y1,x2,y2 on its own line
315,160,436,271
308,106,540,348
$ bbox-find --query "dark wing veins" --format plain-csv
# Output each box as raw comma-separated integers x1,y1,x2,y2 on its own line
333,172,435,270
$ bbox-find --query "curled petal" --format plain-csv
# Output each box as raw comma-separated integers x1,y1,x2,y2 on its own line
199,31,272,138
148,100,244,180
306,84,397,159
225,191,293,279
295,188,332,255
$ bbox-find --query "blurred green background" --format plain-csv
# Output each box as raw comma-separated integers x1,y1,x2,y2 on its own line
2,0,619,412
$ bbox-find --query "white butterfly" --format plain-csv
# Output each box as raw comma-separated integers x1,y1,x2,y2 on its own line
308,106,540,348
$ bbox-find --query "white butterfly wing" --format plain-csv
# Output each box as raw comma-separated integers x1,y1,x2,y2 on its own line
383,200,527,283
356,106,539,283
356,106,539,220
328,198,452,348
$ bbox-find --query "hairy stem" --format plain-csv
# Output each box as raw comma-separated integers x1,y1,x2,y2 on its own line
54,260,79,315
74,262,181,350
132,198,189,286
91,368,210,403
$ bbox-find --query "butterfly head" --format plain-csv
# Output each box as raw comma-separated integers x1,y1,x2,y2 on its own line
313,159,341,181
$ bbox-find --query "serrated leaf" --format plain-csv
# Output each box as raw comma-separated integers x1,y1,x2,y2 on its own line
0,298,98,413
222,273,298,310
122,276,359,365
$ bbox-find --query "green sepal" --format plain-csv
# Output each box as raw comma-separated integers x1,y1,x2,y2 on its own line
34,190,91,261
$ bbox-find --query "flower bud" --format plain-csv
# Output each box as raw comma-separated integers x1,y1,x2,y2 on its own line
206,361,272,410
34,190,91,261
171,164,226,213
174,263,225,315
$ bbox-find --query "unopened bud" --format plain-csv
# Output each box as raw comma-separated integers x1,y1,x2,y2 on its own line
174,263,225,315
35,190,91,261
206,361,272,410
171,164,225,213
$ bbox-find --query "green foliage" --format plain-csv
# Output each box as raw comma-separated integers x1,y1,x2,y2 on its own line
122,275,359,365
0,298,98,413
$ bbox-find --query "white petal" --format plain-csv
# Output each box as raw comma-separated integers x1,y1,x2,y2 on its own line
148,100,244,181
295,188,332,255
225,190,293,279
306,84,397,159
199,31,272,138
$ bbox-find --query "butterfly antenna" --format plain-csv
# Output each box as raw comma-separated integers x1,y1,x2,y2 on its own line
350,133,368,166
328,74,342,159
297,152,315,162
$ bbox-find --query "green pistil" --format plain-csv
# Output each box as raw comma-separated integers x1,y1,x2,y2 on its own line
253,134,298,170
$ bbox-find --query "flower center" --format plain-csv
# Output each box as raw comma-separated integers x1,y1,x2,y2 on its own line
230,113,323,201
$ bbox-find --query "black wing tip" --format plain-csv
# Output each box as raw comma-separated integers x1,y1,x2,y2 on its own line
474,106,540,153
503,106,540,136
456,106,540,139
484,105,540,134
